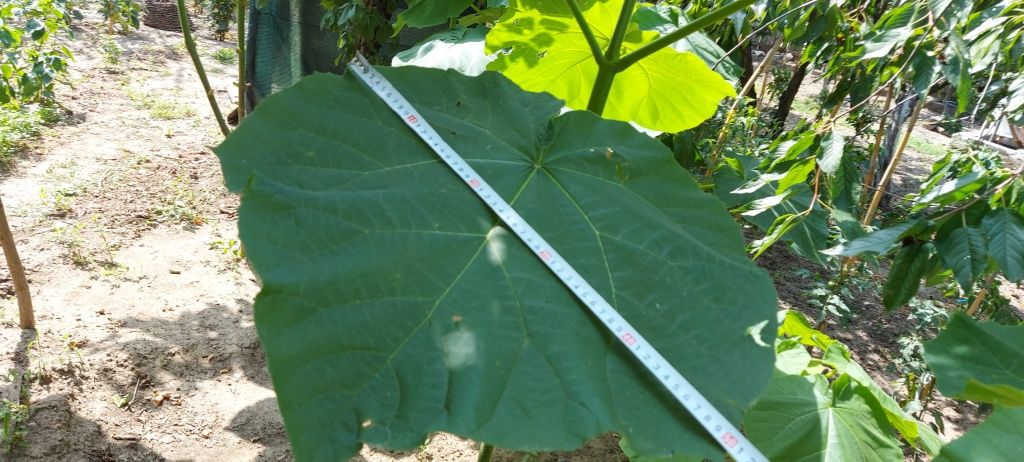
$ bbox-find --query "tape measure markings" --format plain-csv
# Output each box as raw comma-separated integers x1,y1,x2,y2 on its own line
347,54,767,462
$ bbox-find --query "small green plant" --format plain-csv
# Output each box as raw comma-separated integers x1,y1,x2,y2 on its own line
0,0,74,104
0,399,29,449
52,221,91,267
0,105,59,166
905,131,948,157
208,0,233,40
154,175,207,226
209,238,245,262
211,47,236,65
98,0,141,35
101,37,123,65
59,332,84,365
125,87,196,120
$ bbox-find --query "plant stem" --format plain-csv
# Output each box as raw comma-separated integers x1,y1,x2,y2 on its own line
587,67,617,115
477,443,494,462
861,97,926,226
583,0,635,115
566,0,607,66
177,0,231,137
0,197,33,329
613,0,755,71
604,0,636,62
861,85,895,204
236,0,248,121
966,273,998,316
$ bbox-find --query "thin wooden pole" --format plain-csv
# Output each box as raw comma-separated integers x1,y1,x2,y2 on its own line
704,39,784,180
861,97,927,226
861,85,896,209
966,273,998,317
177,0,231,137
236,0,247,121
0,197,34,329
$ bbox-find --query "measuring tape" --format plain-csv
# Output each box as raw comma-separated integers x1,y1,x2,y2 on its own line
348,54,768,462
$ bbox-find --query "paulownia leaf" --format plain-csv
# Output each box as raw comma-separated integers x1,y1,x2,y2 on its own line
392,26,494,76
883,242,933,310
485,0,735,132
924,312,1024,406
399,0,474,28
933,406,1024,462
982,208,1024,281
216,68,776,460
935,226,988,292
744,374,904,461
780,311,941,454
818,132,843,175
822,220,920,257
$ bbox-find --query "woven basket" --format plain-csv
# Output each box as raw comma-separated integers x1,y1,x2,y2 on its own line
143,0,187,32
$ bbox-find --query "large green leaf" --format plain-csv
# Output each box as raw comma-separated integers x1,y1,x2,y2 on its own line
883,242,933,309
399,0,474,28
935,226,988,291
485,0,735,132
822,220,920,257
822,343,943,454
743,374,904,461
982,207,1024,281
392,26,493,76
779,311,940,453
933,406,1024,462
215,68,777,460
924,312,1024,406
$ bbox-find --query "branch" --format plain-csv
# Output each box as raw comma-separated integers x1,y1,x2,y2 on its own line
566,0,608,66
613,0,756,71
604,0,637,62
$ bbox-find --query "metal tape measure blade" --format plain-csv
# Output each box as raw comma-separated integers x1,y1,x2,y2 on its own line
347,55,767,462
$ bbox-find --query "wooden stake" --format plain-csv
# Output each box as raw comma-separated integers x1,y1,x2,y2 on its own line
861,97,927,227
861,86,896,209
704,39,784,180
236,0,248,122
0,197,34,329
966,273,998,317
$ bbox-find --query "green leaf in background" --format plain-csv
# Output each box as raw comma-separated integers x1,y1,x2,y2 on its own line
777,310,940,453
399,0,473,28
744,374,904,461
982,208,1024,281
822,220,919,257
935,226,988,292
883,242,932,309
925,312,1024,406
392,26,493,76
485,0,735,132
778,310,835,351
775,157,816,195
818,132,844,175
933,406,1024,462
215,67,777,460
822,342,943,454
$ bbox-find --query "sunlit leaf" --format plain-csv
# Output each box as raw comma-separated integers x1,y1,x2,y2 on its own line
485,0,735,132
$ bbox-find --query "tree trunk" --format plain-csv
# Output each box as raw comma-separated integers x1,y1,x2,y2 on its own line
877,87,918,207
770,61,810,133
740,44,758,103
